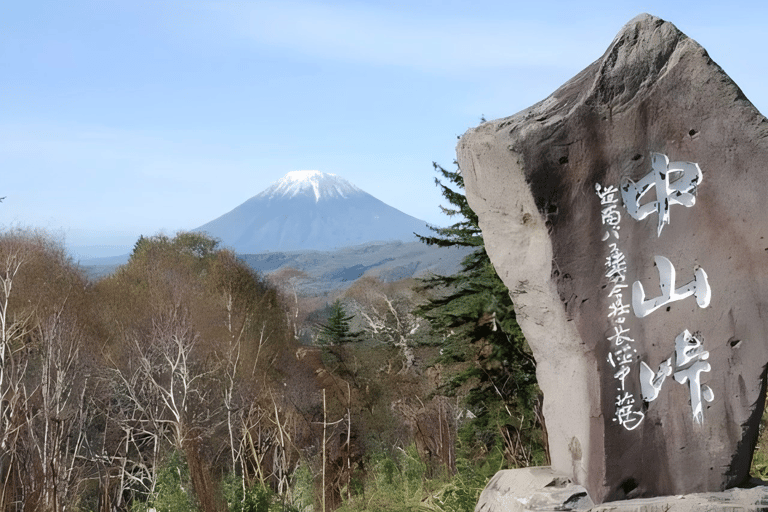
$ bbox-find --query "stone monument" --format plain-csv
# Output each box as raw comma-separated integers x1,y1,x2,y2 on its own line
458,14,768,504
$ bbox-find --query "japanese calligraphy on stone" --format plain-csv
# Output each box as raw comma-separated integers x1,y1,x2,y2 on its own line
639,330,715,424
620,152,702,237
597,152,713,428
596,183,643,431
632,256,711,318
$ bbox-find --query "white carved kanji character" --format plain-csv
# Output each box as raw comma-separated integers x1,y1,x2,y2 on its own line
608,325,633,346
614,404,644,431
632,256,711,318
614,364,631,390
595,183,620,205
605,244,627,283
620,153,702,237
608,282,628,297
601,204,621,226
609,295,631,318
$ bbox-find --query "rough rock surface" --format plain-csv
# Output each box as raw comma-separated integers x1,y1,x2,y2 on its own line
475,467,768,512
458,14,768,503
475,466,593,512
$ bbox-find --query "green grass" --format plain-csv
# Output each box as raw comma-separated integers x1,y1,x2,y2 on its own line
333,445,495,512
752,392,768,481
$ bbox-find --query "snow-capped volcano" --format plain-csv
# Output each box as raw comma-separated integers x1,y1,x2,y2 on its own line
195,171,429,253
264,170,362,201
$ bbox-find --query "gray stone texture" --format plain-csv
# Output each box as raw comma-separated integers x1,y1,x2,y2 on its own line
458,14,768,503
475,466,593,512
475,467,768,512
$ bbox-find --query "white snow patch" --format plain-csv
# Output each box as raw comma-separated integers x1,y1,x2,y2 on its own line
284,170,326,182
263,170,363,202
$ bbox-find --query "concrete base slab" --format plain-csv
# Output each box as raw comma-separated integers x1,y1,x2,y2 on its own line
475,468,768,512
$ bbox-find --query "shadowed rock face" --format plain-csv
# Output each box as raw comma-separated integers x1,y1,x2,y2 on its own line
457,13,768,504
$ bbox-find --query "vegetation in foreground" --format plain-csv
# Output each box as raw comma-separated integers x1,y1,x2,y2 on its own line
0,244,531,511
0,160,546,511
8,159,767,512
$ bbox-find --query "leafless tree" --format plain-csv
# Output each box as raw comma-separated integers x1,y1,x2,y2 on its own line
106,305,223,510
18,308,91,510
0,232,96,510
0,235,34,464
351,283,423,373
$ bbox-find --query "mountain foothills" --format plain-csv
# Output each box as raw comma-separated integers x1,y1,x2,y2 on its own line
241,240,471,293
195,170,429,252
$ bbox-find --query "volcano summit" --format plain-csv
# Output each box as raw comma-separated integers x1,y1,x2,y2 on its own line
195,171,429,253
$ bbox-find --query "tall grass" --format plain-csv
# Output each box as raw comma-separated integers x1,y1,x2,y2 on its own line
333,445,496,512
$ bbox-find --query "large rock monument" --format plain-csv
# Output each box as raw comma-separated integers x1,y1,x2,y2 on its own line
458,14,768,504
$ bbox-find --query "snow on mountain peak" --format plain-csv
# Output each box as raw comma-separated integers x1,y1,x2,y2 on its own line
195,169,429,252
284,170,325,182
263,170,363,202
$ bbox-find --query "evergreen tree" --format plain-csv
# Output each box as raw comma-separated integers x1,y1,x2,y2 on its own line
316,300,363,383
416,162,547,467
317,299,362,345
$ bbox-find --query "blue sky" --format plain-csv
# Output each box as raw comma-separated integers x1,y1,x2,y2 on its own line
3,1,767,258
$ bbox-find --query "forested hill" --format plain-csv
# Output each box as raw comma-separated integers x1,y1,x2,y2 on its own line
239,240,472,293
81,240,472,292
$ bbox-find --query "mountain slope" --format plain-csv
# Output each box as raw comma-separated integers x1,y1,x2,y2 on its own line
195,171,429,253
